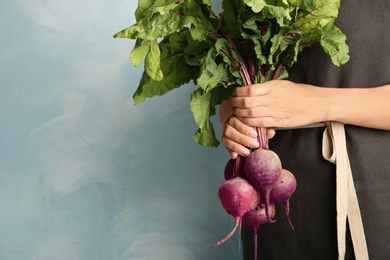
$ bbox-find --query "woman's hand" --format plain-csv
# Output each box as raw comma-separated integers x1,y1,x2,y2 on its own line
219,80,325,158
232,80,326,129
219,79,390,158
221,115,276,158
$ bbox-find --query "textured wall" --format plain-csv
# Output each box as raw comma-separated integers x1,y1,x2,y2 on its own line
0,0,242,259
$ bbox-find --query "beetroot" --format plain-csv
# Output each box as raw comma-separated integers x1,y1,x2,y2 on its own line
224,156,246,180
242,203,276,260
215,143,297,255
224,158,235,180
270,169,297,230
212,176,260,247
242,203,276,229
244,148,282,223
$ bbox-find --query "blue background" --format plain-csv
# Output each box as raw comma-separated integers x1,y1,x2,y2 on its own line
0,1,242,259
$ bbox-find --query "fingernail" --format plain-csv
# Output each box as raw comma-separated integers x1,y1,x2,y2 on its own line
248,129,257,138
249,139,259,148
241,148,251,156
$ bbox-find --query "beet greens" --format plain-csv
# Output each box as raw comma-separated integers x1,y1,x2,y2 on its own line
114,0,349,147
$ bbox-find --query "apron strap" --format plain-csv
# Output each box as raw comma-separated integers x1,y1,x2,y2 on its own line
275,122,369,259
322,122,369,260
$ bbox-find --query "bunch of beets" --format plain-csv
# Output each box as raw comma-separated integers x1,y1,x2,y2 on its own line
212,137,297,260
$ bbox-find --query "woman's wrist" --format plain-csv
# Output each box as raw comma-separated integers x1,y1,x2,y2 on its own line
321,85,390,130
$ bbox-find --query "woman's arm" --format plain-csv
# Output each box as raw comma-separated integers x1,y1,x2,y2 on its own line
320,85,390,130
219,80,390,158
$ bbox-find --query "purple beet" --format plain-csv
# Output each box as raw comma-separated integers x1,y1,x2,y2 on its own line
212,177,260,247
224,156,246,180
270,168,297,230
244,148,282,223
242,203,276,260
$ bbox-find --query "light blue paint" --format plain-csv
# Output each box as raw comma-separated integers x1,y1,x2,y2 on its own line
0,1,242,259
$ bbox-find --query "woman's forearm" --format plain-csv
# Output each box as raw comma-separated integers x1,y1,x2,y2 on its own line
322,84,390,130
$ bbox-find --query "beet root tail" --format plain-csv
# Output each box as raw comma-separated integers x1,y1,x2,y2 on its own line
264,192,276,223
212,216,241,247
252,227,258,260
284,200,295,230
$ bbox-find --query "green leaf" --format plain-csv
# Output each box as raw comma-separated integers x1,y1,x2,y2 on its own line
130,39,150,67
188,2,219,41
190,88,219,147
133,30,197,104
184,37,214,66
144,40,163,81
113,1,185,39
268,27,294,69
199,0,212,7
293,0,340,31
214,38,243,83
267,0,345,69
133,63,196,105
134,0,175,21
114,1,217,41
243,0,267,13
250,36,268,65
273,66,289,80
197,61,229,93
196,40,239,92
211,84,235,108
221,0,244,39
320,24,350,66
243,0,297,27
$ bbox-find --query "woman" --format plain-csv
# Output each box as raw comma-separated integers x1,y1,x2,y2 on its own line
219,1,390,259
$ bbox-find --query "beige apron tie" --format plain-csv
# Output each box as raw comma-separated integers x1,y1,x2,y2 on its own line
276,122,369,259
322,122,369,260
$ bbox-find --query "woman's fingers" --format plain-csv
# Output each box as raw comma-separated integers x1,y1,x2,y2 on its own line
222,116,259,157
266,128,276,139
233,105,271,118
234,82,272,97
222,136,250,158
221,115,277,158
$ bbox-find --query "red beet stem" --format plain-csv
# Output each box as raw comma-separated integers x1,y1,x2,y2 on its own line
233,156,242,178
